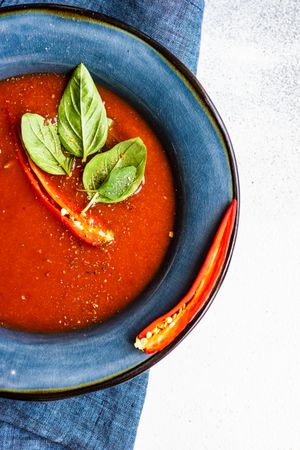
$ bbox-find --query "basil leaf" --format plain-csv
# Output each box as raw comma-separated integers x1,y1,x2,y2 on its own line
97,166,137,200
21,113,74,176
82,137,146,206
58,63,108,162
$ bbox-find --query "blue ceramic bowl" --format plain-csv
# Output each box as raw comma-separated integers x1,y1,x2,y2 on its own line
0,5,239,399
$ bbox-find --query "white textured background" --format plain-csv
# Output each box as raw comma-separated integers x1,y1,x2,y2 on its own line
136,1,300,449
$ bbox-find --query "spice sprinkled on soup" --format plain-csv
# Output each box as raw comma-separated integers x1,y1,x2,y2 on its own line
0,65,175,332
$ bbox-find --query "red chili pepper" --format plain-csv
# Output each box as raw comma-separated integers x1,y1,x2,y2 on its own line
134,199,237,354
7,110,114,247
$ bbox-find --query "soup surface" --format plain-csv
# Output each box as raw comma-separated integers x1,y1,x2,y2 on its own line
0,73,175,332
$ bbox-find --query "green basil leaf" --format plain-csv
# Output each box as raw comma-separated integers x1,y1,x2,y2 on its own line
58,63,108,162
82,137,146,207
97,166,137,200
21,113,74,175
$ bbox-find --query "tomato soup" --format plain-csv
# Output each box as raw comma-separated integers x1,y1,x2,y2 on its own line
0,73,175,332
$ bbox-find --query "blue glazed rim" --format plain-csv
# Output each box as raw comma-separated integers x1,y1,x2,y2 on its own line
0,4,240,400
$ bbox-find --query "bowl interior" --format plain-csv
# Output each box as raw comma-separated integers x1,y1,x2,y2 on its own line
0,6,237,397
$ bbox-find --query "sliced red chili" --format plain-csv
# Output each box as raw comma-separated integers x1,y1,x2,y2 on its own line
135,199,237,354
7,110,114,247
26,158,114,246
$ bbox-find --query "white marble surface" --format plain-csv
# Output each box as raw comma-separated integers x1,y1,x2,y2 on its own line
135,1,300,449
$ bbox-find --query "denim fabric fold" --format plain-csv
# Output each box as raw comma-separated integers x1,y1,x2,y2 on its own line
0,0,204,72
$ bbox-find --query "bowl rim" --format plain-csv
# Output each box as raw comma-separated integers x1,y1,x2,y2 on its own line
0,3,240,400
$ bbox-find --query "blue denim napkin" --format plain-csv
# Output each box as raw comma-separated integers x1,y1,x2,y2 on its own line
0,1,204,449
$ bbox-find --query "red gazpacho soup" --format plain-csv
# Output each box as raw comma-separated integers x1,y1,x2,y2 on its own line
0,69,175,332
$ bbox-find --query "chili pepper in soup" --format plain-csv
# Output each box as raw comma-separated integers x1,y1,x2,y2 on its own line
0,72,175,332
